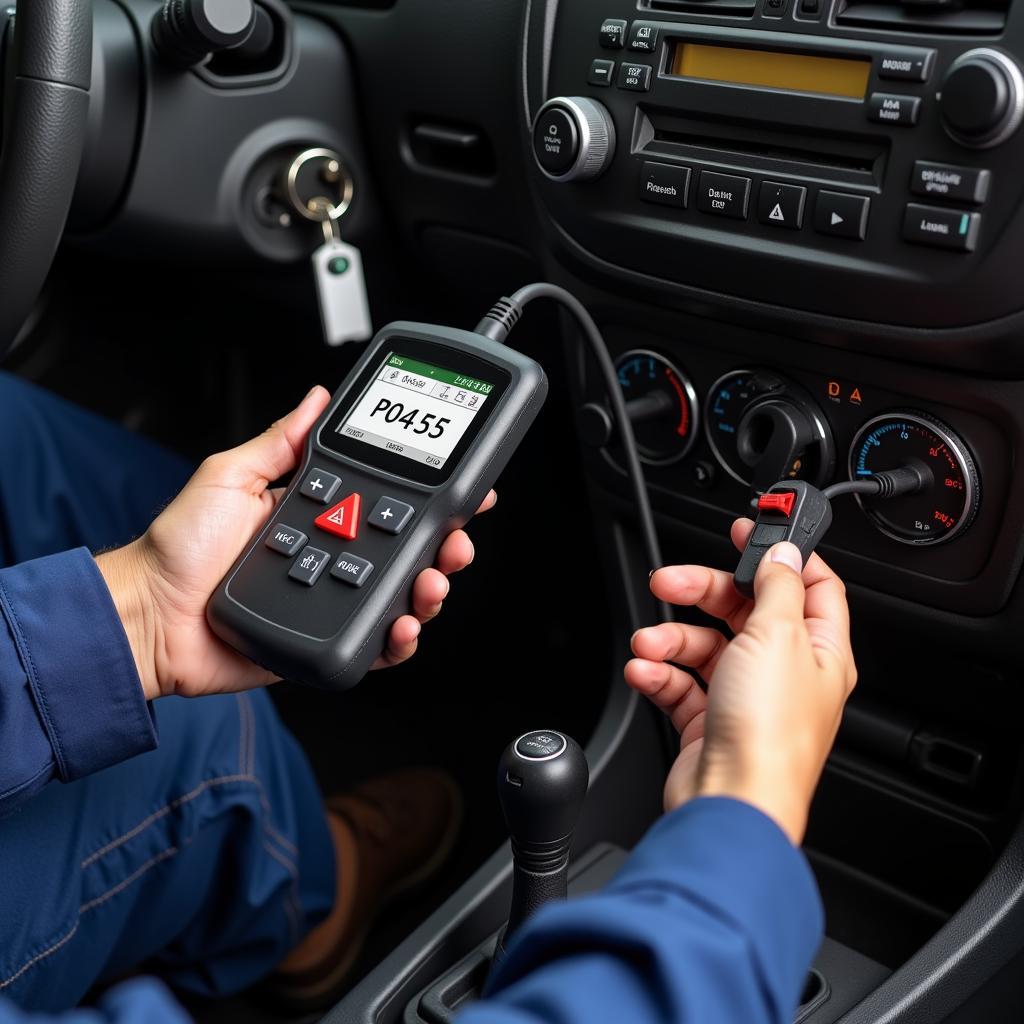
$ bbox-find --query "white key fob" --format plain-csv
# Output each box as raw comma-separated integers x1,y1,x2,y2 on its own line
313,239,372,346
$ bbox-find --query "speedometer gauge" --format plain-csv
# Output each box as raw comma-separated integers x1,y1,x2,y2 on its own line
849,412,980,545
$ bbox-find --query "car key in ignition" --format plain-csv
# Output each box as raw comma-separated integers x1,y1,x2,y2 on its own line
283,146,372,346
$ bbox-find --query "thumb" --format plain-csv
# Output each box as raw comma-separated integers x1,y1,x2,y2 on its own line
745,542,807,628
222,385,332,485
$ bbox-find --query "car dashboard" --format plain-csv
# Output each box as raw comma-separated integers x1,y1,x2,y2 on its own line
17,0,1024,1020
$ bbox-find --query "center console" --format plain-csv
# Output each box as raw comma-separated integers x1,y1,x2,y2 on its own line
510,2,1024,1022
517,0,1024,610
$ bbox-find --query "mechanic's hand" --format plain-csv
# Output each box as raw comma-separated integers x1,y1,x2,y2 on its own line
98,386,495,700
624,519,856,845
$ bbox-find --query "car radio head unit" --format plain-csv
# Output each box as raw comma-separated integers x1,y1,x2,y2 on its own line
526,1,1024,328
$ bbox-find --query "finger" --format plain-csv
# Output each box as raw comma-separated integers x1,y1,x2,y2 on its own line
800,552,855,687
631,621,729,676
624,658,708,736
411,568,449,621
745,542,808,633
733,515,833,591
370,616,421,670
436,530,475,575
679,709,706,751
214,386,332,487
650,563,750,631
476,490,497,514
737,520,854,684
730,516,756,552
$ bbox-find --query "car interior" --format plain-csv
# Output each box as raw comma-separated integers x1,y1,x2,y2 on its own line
4,0,1024,1020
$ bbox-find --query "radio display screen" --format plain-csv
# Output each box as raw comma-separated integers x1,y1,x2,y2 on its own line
670,43,870,100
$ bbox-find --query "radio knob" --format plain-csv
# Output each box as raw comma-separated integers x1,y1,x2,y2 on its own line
939,49,1024,148
532,97,616,182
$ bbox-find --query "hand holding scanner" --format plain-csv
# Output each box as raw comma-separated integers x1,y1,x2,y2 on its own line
207,322,547,690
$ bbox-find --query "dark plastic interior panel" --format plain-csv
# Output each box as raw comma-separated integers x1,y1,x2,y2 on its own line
577,308,1024,613
75,0,378,264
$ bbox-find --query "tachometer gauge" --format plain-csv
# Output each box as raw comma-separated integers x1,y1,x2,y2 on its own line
849,412,980,545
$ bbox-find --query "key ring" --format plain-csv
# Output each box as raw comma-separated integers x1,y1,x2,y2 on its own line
284,147,354,224
302,196,343,245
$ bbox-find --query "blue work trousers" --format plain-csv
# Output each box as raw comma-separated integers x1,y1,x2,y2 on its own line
0,374,335,1012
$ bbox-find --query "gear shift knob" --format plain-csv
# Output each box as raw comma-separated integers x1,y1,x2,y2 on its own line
495,730,589,960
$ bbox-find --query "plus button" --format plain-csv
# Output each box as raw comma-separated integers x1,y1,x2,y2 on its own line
299,467,341,505
369,496,415,535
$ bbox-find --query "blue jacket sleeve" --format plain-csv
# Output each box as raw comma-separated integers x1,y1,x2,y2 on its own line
0,549,157,817
0,980,190,1023
462,797,824,1024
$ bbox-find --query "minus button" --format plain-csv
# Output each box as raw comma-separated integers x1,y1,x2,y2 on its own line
588,59,616,87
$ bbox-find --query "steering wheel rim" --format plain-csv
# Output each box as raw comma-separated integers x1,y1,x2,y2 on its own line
0,0,92,358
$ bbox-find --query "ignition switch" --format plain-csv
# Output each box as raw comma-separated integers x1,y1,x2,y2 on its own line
705,369,835,495
151,0,257,68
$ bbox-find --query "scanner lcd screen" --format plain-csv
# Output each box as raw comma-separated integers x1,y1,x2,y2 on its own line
337,353,494,471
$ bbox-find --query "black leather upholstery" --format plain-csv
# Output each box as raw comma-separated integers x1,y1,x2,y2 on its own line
0,0,92,353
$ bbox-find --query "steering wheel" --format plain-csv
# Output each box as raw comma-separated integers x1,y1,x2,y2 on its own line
0,0,92,357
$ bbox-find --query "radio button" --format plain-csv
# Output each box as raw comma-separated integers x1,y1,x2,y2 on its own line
697,171,750,220
628,22,659,52
618,62,652,92
814,192,870,240
599,18,627,49
758,181,806,229
762,0,788,19
868,92,921,126
879,49,935,83
641,161,690,208
903,203,980,251
911,161,991,204
588,59,615,88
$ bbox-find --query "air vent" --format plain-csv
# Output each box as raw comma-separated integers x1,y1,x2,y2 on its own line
835,0,1009,34
643,0,757,17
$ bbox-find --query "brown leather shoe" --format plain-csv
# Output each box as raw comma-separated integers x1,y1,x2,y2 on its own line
272,767,463,1011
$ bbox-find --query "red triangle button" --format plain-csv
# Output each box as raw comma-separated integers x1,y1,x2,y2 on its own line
314,493,361,541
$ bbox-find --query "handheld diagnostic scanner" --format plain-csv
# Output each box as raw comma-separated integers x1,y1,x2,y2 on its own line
207,321,547,690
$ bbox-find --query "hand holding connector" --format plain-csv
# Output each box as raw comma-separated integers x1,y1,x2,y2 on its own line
734,465,930,598
734,482,833,598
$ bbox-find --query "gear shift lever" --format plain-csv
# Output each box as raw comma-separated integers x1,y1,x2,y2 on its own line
495,730,589,960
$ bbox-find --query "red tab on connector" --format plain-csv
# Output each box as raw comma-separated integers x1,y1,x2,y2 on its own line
757,491,796,517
